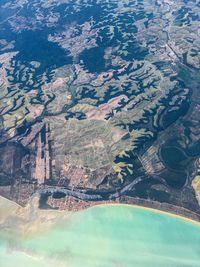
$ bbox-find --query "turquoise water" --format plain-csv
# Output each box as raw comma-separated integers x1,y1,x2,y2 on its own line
1,205,200,267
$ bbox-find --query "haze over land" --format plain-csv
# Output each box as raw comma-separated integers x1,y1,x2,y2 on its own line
0,0,200,266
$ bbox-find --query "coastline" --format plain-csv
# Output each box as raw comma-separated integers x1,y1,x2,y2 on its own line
89,202,200,228
45,191,200,224
1,193,200,227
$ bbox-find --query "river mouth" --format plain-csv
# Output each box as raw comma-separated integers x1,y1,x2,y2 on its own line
1,202,200,267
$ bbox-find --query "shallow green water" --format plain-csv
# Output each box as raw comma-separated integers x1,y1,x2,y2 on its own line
1,205,200,267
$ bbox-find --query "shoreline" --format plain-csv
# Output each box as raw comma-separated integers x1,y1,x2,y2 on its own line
44,191,200,224
1,194,200,227
89,202,200,227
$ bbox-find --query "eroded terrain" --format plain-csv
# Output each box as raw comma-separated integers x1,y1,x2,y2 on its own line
0,0,200,216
